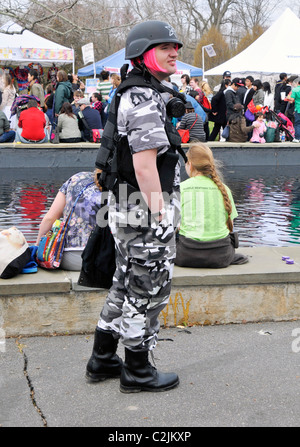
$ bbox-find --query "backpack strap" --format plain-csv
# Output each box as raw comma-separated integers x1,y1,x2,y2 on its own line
189,116,198,130
78,110,91,130
65,181,94,226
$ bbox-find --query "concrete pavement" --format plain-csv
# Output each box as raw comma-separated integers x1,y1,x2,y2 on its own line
1,321,300,429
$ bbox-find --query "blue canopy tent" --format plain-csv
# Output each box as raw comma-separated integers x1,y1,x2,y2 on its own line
78,48,202,77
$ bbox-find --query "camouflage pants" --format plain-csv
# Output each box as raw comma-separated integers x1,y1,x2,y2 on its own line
98,191,180,351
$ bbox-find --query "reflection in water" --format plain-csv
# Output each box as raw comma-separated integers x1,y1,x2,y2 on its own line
223,166,300,247
19,187,48,220
287,180,300,244
1,166,300,246
0,168,77,244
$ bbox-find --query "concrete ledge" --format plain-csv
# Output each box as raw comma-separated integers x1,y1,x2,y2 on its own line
172,246,300,286
1,141,299,149
1,247,300,336
1,141,300,169
0,269,70,295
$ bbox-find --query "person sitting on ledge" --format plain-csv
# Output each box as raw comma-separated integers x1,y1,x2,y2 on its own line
175,142,248,268
0,110,15,142
36,171,102,270
57,102,82,143
15,99,48,144
77,97,103,142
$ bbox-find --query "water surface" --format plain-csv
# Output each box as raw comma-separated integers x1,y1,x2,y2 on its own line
1,166,300,246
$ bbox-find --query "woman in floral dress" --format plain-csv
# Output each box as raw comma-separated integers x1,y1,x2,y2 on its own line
36,171,102,270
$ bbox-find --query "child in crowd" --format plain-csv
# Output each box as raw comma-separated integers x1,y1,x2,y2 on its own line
71,90,84,116
91,92,102,112
250,111,267,143
91,92,106,125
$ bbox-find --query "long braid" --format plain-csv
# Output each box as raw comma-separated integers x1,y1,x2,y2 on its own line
186,143,233,232
210,167,233,232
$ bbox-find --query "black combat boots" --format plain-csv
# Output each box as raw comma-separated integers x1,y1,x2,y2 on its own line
120,348,179,393
86,327,123,382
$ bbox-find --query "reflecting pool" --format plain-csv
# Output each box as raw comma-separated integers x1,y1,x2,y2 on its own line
1,165,300,246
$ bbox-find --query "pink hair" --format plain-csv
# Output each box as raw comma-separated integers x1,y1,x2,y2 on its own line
132,44,178,73
143,47,168,73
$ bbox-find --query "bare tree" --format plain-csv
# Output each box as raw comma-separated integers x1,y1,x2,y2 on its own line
0,0,140,36
0,0,293,67
225,0,278,46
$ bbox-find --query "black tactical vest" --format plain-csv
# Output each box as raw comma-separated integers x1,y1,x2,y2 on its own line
95,67,186,195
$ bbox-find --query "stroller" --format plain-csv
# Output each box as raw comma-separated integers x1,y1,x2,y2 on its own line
263,107,295,141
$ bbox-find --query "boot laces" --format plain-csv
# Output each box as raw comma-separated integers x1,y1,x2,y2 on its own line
150,350,157,367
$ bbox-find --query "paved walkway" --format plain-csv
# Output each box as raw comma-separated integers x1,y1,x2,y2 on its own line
1,321,300,428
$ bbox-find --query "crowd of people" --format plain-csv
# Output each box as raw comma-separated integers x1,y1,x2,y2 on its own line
0,68,117,144
0,65,299,144
174,71,300,143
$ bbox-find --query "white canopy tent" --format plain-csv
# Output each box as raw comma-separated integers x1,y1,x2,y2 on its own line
205,8,300,76
0,21,74,68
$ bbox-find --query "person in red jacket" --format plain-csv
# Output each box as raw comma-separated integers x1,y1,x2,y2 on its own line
15,99,48,143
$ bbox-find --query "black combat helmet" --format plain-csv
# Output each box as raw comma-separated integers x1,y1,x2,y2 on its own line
125,21,183,60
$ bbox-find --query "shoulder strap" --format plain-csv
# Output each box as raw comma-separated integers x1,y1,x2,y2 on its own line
78,110,91,130
74,181,94,204
117,67,187,103
189,116,198,130
65,181,94,225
